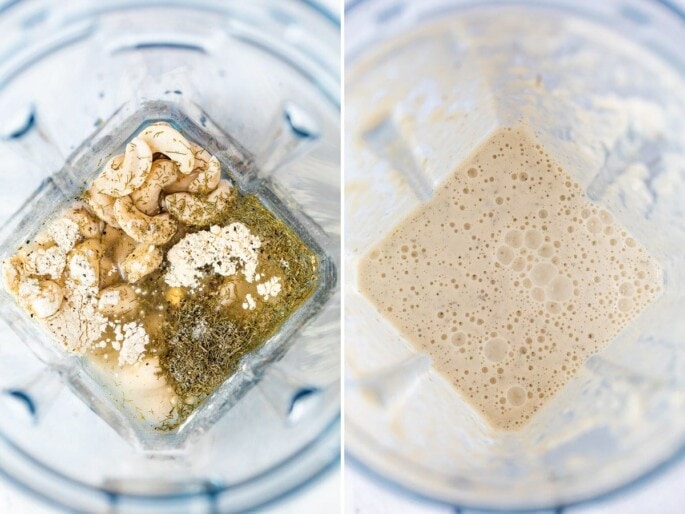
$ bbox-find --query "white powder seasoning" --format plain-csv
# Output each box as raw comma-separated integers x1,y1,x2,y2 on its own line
24,245,68,280
44,280,109,354
165,223,262,288
257,276,282,300
242,293,257,311
117,322,149,366
48,217,80,251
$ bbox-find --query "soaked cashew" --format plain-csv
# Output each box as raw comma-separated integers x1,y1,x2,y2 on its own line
67,239,104,287
84,184,120,228
18,278,63,319
65,206,100,239
131,159,177,215
98,284,138,317
138,122,194,175
165,179,234,226
122,245,163,283
94,138,153,197
165,144,220,194
113,196,178,245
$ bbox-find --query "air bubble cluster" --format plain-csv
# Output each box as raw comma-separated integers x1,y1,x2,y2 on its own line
359,126,662,430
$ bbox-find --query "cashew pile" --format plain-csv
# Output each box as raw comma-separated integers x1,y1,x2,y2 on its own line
85,121,235,239
2,122,236,360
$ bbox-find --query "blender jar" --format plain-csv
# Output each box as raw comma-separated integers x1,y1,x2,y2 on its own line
345,0,685,511
0,0,340,512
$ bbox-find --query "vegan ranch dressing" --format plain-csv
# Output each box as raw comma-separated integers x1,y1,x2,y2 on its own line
359,126,662,429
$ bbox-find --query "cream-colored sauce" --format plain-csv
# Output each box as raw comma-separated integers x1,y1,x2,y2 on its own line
359,126,662,430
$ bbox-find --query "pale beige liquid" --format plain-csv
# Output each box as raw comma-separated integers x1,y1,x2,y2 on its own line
359,126,662,430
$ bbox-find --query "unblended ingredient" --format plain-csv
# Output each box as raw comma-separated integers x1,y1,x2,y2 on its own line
2,122,318,429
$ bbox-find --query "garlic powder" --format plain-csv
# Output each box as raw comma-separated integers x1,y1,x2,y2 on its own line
257,276,282,300
164,223,262,288
242,293,257,311
117,322,149,366
48,217,80,251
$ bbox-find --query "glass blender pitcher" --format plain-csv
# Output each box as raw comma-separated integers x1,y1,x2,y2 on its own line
0,1,340,512
345,0,685,510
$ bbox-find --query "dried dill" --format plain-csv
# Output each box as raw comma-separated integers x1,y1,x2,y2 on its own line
151,191,318,429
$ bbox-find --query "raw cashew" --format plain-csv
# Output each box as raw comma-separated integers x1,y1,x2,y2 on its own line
164,179,234,226
84,184,120,228
122,245,163,283
131,159,177,215
23,243,66,280
191,142,210,171
94,138,153,197
165,144,221,194
98,284,138,317
65,206,100,238
18,278,63,319
164,172,197,194
189,156,221,193
138,122,194,175
99,255,121,289
2,256,24,294
113,196,178,245
67,239,104,287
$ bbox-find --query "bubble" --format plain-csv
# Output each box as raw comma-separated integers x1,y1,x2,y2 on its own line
452,332,466,347
511,257,526,272
619,282,635,297
581,208,591,219
524,229,543,249
369,250,380,260
546,301,561,315
531,287,545,302
586,217,602,234
496,246,514,266
504,230,523,248
530,262,556,286
599,210,613,224
483,338,508,362
467,167,478,178
537,243,554,259
538,209,548,219
618,298,634,313
546,275,573,302
507,386,527,406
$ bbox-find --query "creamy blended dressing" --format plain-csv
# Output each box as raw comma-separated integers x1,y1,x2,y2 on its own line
359,126,662,429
